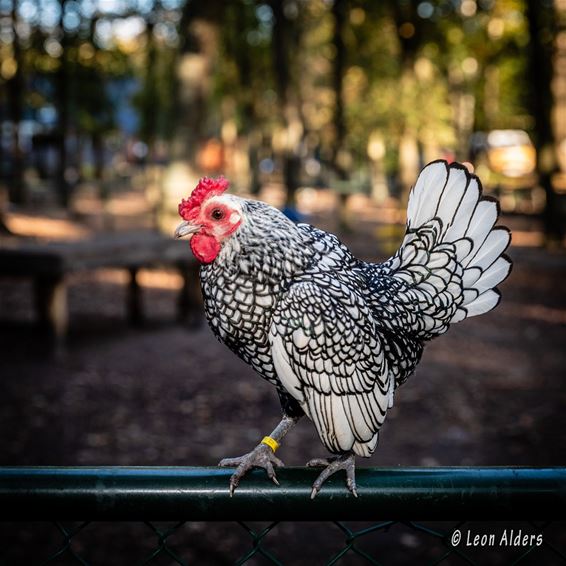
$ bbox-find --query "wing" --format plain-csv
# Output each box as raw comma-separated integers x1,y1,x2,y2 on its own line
269,278,390,457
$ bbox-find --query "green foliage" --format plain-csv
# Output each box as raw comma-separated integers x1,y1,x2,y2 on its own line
201,0,535,182
1,0,551,188
133,37,178,144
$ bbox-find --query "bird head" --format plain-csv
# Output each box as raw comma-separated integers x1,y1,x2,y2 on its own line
175,176,244,264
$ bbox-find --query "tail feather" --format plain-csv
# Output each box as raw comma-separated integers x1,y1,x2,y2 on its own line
392,160,512,335
444,177,481,241
462,289,501,317
474,256,512,294
435,167,468,222
464,199,498,250
407,161,452,226
463,227,509,269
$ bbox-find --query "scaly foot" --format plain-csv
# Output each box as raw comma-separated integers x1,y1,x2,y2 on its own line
307,452,357,499
219,444,285,496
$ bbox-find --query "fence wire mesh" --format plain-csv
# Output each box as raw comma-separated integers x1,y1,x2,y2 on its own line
2,520,564,566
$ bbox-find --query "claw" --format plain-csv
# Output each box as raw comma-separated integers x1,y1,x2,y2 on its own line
346,464,358,497
308,452,357,499
219,443,284,495
347,479,358,498
229,474,240,497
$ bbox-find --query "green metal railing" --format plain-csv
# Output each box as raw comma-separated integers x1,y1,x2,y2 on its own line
1,466,565,565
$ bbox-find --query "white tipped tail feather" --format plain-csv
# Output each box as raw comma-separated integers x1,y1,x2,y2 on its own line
387,160,512,338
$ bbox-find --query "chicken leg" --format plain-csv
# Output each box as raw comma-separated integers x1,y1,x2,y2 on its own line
219,415,300,496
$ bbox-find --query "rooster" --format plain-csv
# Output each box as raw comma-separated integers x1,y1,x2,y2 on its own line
175,161,512,498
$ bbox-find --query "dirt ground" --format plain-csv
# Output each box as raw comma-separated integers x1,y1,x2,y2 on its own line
0,215,565,564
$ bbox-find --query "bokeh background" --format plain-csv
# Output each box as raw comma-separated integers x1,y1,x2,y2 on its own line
1,0,566,563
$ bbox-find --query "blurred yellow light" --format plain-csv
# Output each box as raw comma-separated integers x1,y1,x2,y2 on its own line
460,0,477,17
115,37,140,54
415,57,434,80
462,57,478,76
1,57,17,79
137,270,183,290
350,8,365,26
44,38,63,58
367,133,385,161
488,18,504,39
488,146,536,177
6,213,91,240
221,120,238,145
399,22,415,39
345,65,367,85
79,42,95,61
448,27,464,43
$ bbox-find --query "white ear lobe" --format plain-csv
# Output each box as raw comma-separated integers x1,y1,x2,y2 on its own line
229,212,240,224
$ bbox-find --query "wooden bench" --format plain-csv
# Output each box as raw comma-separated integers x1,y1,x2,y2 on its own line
0,231,201,352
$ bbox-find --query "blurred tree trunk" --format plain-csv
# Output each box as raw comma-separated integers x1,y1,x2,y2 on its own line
91,17,105,186
330,0,350,229
160,0,224,226
552,0,566,149
269,0,303,206
7,0,25,205
172,0,224,163
140,15,158,155
391,1,422,201
0,163,10,233
525,0,563,244
55,0,71,208
0,213,9,234
367,132,389,204
233,5,260,194
92,133,104,181
331,0,347,181
448,68,476,161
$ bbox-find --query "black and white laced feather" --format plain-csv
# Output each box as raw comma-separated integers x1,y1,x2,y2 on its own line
199,161,512,457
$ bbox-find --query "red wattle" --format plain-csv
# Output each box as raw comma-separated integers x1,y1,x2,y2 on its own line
190,234,221,264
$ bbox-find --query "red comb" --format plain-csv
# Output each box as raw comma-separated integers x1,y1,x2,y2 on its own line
178,176,230,220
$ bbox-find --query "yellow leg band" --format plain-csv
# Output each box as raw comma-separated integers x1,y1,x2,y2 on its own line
261,436,280,452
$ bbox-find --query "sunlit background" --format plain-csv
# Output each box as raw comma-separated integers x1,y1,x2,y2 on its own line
1,0,566,239
1,1,566,562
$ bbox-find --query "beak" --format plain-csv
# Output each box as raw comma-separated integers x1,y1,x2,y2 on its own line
174,220,200,240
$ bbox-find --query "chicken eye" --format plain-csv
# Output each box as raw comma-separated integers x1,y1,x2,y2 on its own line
211,208,224,220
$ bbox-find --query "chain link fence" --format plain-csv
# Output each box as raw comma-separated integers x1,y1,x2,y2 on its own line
3,519,565,565
1,466,565,565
